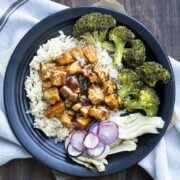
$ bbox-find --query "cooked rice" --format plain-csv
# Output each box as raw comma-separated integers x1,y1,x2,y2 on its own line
25,31,121,142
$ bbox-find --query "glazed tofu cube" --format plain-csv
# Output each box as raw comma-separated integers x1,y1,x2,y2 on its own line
80,106,91,118
83,45,98,63
105,94,120,110
59,85,77,102
79,68,91,77
44,102,65,118
66,61,82,75
39,63,51,81
88,85,104,104
55,53,74,65
88,72,98,83
71,47,86,61
51,66,66,72
66,76,81,92
42,87,61,105
75,117,92,130
107,84,115,94
72,103,82,111
93,66,108,84
60,113,74,129
102,80,117,94
50,69,67,86
88,107,109,121
78,68,97,87
42,81,52,91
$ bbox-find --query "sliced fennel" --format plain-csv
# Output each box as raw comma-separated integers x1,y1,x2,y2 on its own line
77,155,107,172
109,140,137,155
111,113,165,139
71,157,93,169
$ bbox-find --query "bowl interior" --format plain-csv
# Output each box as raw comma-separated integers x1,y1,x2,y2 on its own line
4,7,175,177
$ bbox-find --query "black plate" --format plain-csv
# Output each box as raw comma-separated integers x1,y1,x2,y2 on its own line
4,7,175,177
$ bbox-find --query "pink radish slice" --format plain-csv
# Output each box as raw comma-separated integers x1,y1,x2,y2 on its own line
98,125,119,145
89,122,99,134
83,132,100,149
99,121,118,130
86,141,105,158
67,143,82,157
70,130,87,152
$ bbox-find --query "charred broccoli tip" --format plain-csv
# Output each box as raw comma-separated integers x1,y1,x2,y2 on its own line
122,39,146,68
117,68,144,106
125,87,160,116
73,12,116,46
136,61,171,87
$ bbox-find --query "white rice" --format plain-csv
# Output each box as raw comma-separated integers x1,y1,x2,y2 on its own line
25,31,121,142
95,42,119,79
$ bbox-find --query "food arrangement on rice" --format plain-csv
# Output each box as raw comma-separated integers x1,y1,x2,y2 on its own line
25,12,170,172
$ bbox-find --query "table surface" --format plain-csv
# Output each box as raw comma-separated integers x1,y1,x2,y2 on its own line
0,0,179,180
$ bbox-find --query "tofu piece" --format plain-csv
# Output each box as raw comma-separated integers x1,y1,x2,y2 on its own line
83,45,98,63
93,66,108,84
50,69,67,86
39,63,51,81
88,72,98,83
51,66,66,72
72,103,82,111
102,80,117,94
71,47,86,64
60,113,74,129
75,117,92,130
88,85,104,105
105,94,120,110
80,106,91,118
66,61,82,75
59,85,78,102
88,107,109,121
42,81,52,91
66,76,81,92
42,87,61,105
79,68,91,77
55,53,74,65
44,102,65,118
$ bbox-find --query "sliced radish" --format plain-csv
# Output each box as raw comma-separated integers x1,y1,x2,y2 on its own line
71,130,87,152
67,143,82,157
98,125,119,145
86,141,105,158
83,132,100,149
99,121,118,130
95,145,110,159
89,122,99,134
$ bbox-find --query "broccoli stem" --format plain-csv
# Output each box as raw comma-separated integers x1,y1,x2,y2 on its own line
101,41,115,52
118,85,129,99
114,41,125,67
99,30,108,42
126,100,143,112
81,32,96,46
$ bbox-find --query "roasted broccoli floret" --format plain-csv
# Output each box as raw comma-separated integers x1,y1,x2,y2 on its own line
117,68,144,106
109,26,135,68
122,39,146,68
125,87,160,116
73,12,116,46
136,61,171,87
